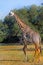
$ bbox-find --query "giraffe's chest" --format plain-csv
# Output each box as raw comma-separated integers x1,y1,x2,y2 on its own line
23,32,33,43
27,34,32,42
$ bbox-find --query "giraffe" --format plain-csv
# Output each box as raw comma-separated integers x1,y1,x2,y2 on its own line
9,11,41,62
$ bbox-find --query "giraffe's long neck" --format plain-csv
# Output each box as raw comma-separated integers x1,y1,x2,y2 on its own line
14,14,29,31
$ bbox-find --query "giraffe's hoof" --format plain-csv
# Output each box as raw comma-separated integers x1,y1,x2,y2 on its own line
23,59,27,62
29,59,33,63
33,58,41,63
23,58,29,62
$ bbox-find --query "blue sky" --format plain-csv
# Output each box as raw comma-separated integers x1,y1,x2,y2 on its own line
0,0,43,19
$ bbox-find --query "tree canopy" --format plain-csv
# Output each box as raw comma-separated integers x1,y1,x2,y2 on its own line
0,5,43,44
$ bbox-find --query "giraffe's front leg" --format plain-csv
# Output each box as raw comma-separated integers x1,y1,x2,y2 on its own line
23,44,28,61
22,34,28,61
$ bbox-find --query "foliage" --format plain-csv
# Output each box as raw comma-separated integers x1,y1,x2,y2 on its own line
0,20,8,42
0,5,43,43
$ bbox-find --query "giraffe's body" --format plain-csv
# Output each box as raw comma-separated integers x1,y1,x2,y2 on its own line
9,12,41,62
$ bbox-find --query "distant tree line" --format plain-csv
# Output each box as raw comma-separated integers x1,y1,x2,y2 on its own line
0,5,43,44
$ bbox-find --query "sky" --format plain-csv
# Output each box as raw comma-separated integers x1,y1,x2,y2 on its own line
0,0,43,19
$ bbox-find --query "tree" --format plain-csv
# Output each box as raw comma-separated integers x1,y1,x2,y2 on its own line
0,5,43,43
0,20,8,42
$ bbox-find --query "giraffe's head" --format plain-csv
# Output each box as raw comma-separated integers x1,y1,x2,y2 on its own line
9,11,14,16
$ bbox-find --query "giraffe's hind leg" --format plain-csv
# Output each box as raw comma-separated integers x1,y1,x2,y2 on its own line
34,45,41,62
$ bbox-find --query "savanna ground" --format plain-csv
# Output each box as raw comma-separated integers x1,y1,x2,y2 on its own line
0,44,43,65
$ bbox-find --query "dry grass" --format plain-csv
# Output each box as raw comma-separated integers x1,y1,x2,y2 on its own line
0,45,43,65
